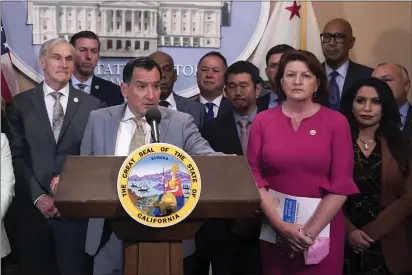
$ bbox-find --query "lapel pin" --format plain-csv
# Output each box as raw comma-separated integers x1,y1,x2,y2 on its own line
310,130,316,136
74,97,79,103
95,85,99,90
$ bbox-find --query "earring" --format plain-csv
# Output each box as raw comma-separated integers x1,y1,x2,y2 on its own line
313,91,317,98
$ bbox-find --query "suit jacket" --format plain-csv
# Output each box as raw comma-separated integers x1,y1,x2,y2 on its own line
403,104,412,141
89,75,124,107
1,133,15,258
256,93,270,112
194,95,233,118
81,103,223,255
324,60,373,98
346,137,412,275
6,84,101,204
173,93,207,128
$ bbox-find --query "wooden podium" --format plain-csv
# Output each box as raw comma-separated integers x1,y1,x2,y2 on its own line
53,156,261,275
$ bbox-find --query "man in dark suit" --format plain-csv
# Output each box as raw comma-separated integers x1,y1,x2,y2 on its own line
372,63,412,140
148,51,206,128
256,44,295,111
188,61,262,275
321,18,373,109
70,31,124,107
6,38,101,275
194,51,232,120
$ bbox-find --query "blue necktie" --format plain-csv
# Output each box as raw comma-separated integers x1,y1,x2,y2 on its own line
205,102,215,120
329,71,340,110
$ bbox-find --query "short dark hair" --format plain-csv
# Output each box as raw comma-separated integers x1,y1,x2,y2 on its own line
275,50,328,106
69,31,101,51
340,77,409,174
265,44,295,66
224,61,260,87
122,57,162,83
198,51,228,68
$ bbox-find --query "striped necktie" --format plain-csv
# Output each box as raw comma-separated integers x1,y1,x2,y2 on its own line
49,92,64,142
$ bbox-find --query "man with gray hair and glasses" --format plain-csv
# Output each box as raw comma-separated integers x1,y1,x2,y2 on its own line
6,38,100,275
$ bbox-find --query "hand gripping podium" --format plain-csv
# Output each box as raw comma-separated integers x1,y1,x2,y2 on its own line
53,156,261,275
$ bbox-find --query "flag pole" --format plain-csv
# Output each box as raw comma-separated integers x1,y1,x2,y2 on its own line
300,0,307,50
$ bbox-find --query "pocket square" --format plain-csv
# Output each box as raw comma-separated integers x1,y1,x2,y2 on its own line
304,237,330,265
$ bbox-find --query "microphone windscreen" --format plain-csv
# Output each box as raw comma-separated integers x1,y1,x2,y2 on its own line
145,107,162,124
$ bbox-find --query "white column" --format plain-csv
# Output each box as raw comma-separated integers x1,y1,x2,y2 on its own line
131,11,135,33
180,37,183,46
140,10,144,32
74,8,78,32
190,37,193,47
149,11,152,34
102,9,106,34
122,10,126,34
112,10,116,32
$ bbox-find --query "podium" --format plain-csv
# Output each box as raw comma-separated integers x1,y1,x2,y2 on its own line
53,156,261,275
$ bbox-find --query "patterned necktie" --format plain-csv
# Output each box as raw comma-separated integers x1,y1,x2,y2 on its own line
129,118,146,153
49,92,64,142
205,102,215,120
239,118,250,154
77,83,87,91
329,71,340,110
159,100,170,108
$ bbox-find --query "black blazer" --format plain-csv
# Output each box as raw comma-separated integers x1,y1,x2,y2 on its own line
324,60,373,98
256,93,270,111
6,84,101,203
403,104,412,141
173,93,207,129
90,75,124,107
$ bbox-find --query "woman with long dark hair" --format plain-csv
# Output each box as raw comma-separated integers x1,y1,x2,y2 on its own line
341,77,412,275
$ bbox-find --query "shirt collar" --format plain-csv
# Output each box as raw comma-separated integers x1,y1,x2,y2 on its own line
325,59,350,78
399,101,410,118
164,92,176,108
43,82,70,97
122,105,147,123
233,107,258,125
269,90,278,103
199,94,223,107
71,75,93,88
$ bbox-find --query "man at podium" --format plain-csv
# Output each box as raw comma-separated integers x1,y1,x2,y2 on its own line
80,57,224,275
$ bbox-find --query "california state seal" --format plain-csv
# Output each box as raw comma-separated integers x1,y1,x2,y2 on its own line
117,143,201,228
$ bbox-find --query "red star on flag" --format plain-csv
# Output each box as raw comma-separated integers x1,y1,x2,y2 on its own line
286,1,301,20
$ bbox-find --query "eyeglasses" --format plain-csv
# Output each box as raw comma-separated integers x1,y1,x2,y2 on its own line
320,32,347,44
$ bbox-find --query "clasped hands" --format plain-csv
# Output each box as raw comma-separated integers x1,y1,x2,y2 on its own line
347,229,374,254
277,222,315,258
35,176,61,219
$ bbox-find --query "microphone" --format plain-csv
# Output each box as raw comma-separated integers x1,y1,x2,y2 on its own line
145,107,162,143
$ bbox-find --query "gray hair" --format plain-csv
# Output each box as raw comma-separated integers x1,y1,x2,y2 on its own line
39,38,74,58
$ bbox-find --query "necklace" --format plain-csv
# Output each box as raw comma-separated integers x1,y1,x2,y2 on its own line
357,138,374,150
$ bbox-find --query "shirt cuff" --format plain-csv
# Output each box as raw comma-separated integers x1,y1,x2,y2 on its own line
34,194,45,205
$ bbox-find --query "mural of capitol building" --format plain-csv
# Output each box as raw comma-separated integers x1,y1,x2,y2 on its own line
26,1,232,57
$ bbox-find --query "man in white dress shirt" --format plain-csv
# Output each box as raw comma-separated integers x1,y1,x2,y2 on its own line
148,51,207,128
81,57,224,275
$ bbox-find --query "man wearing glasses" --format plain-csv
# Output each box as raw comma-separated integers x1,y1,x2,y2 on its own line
320,18,373,110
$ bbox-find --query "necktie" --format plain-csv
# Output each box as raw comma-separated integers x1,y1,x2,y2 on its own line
159,100,170,108
329,71,340,110
239,118,250,154
129,118,146,153
77,83,87,91
49,92,64,142
205,102,215,120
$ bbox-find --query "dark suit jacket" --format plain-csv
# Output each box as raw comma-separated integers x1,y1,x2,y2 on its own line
173,93,207,129
194,94,233,119
403,104,412,141
345,137,412,275
324,60,373,98
256,93,270,111
90,75,124,107
6,84,101,203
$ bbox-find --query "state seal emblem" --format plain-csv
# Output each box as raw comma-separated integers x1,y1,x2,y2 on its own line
118,143,201,228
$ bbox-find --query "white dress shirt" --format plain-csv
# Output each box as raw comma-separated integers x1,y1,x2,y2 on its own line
199,94,223,118
1,133,15,258
325,59,350,98
71,75,93,94
114,105,152,156
43,82,70,127
161,92,177,111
